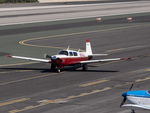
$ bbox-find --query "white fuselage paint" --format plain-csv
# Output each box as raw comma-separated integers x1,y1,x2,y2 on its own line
127,96,150,105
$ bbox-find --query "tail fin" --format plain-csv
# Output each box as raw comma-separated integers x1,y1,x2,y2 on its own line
86,39,92,55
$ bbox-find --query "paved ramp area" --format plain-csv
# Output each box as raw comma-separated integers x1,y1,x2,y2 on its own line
0,12,150,113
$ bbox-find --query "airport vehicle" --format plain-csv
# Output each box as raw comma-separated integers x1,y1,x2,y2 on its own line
120,84,150,113
8,40,130,72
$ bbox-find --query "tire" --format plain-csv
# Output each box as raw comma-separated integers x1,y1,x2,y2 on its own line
82,64,88,71
57,69,61,73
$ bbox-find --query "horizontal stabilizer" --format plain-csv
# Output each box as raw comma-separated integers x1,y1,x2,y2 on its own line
80,57,131,64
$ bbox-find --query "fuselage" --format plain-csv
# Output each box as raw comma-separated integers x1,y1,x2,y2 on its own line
50,50,91,66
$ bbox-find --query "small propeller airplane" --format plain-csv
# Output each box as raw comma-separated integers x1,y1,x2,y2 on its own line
120,84,150,113
8,39,131,72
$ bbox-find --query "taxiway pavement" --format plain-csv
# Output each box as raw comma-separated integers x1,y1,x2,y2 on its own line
0,13,150,113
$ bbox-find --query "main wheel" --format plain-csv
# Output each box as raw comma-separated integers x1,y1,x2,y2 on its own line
131,109,135,113
82,64,88,71
57,68,61,73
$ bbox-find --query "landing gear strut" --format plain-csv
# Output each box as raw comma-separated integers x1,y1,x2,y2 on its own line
82,64,88,71
51,63,62,73
131,109,135,113
51,63,56,71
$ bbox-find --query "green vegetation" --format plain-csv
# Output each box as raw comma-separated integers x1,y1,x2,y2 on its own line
0,0,38,3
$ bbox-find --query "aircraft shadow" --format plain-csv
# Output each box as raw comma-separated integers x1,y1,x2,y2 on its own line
67,69,119,73
0,67,119,73
0,67,52,73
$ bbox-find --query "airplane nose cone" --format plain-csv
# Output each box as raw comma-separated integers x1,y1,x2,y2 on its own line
122,92,127,97
51,56,57,60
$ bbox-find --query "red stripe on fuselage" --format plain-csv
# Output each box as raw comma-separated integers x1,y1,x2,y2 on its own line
54,57,89,66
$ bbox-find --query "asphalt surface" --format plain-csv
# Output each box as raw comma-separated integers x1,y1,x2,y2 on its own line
0,15,150,36
0,13,150,113
1,1,150,26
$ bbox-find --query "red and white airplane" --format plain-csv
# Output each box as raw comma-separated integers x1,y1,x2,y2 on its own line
8,40,130,72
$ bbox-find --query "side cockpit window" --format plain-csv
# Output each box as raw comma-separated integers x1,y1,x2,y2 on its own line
59,51,68,56
148,90,150,94
73,52,78,56
69,52,73,56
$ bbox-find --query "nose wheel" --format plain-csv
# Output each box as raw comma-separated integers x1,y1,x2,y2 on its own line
56,68,61,73
51,63,62,73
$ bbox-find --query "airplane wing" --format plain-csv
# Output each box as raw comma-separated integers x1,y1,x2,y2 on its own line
122,104,150,110
80,57,131,64
8,55,51,63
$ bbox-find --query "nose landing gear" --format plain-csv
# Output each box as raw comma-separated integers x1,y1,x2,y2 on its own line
50,63,63,73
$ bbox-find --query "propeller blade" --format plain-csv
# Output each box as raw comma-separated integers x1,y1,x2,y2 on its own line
44,54,51,59
129,83,134,91
120,97,126,107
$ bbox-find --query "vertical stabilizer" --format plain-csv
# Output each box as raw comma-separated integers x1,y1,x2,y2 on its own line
86,39,92,55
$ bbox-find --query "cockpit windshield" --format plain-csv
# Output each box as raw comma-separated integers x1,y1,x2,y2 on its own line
148,90,150,94
58,51,68,56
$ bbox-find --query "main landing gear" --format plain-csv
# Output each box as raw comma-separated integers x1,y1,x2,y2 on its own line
82,64,88,71
131,109,135,113
51,63,88,72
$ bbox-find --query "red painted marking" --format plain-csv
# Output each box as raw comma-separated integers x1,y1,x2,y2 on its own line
54,57,89,66
120,57,132,60
86,39,90,43
7,55,12,58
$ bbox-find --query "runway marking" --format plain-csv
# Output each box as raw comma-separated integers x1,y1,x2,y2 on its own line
0,72,61,86
9,87,111,113
79,79,109,87
145,69,150,72
19,24,142,50
0,62,37,67
0,98,30,107
0,70,33,74
130,68,150,74
135,76,150,82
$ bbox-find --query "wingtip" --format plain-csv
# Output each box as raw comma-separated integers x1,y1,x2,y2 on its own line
7,55,12,58
120,57,133,60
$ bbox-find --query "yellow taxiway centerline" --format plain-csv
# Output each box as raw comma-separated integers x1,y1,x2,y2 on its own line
79,79,109,87
8,75,150,113
0,72,62,86
0,98,30,107
19,25,142,49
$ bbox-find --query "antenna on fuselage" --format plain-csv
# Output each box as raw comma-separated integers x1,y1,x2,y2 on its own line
78,49,80,52
66,46,70,50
